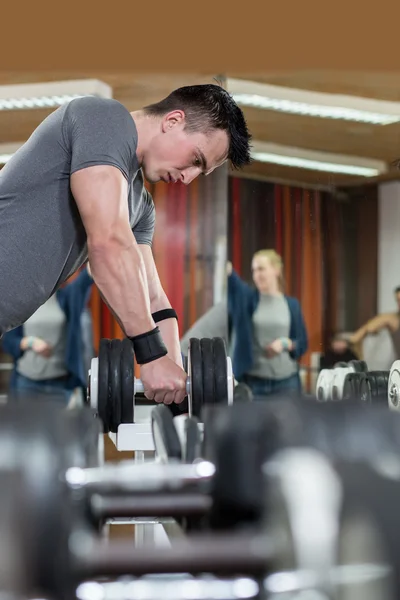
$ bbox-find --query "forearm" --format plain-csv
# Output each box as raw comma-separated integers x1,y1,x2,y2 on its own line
350,324,369,344
20,336,34,351
88,237,156,338
150,292,183,368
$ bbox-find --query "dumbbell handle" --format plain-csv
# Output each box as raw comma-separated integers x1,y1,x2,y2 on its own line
81,577,260,600
91,492,212,519
134,377,191,395
77,532,270,578
66,460,215,494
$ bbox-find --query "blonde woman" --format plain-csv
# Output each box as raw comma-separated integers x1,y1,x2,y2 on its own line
227,250,308,399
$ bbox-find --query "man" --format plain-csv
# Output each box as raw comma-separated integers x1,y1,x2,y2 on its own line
348,285,400,358
0,83,252,405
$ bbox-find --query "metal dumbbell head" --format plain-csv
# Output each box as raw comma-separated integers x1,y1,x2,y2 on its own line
316,360,369,403
388,360,400,411
171,412,202,463
317,364,350,402
331,367,353,401
88,336,234,433
348,359,369,373
316,369,336,401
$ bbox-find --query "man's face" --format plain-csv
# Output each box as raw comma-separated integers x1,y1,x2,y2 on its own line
142,110,229,185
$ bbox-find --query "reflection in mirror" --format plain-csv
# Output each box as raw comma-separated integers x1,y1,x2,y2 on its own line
226,71,400,400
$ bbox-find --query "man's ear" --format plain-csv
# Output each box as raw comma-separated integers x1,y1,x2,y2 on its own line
161,110,186,132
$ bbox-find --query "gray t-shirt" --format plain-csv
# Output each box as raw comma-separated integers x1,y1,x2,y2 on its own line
0,96,155,335
248,293,298,380
16,294,68,381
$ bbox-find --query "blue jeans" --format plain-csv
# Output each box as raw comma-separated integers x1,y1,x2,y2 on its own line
11,372,73,405
242,372,302,401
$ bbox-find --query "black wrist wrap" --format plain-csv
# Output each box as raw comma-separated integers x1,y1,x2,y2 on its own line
151,308,178,323
128,326,168,365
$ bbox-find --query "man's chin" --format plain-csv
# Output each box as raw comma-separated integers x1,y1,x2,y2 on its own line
142,171,162,184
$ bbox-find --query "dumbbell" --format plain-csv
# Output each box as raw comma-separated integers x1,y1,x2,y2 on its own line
5,426,400,600
151,404,202,464
316,359,368,402
0,399,268,538
87,336,235,433
3,407,398,600
76,450,400,600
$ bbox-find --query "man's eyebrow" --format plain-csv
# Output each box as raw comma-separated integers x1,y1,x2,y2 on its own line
197,149,208,173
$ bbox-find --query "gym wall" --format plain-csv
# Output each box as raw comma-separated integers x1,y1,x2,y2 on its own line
377,181,400,314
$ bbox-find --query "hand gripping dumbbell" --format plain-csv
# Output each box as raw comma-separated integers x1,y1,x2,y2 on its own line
87,336,235,433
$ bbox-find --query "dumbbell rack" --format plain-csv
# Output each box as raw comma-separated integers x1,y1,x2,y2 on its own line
106,404,203,456
102,403,197,550
103,404,205,551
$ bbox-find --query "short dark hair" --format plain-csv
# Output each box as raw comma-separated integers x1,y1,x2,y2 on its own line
143,83,252,170
394,286,400,294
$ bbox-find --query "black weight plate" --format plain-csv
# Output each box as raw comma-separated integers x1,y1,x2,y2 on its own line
348,359,368,373
0,402,85,600
56,405,103,532
359,376,372,404
62,406,102,468
202,398,400,531
151,404,182,462
121,338,135,423
184,416,201,463
189,338,203,418
212,337,229,405
342,372,366,402
98,338,111,433
0,470,33,598
200,338,215,405
109,339,122,433
202,402,281,530
365,371,389,404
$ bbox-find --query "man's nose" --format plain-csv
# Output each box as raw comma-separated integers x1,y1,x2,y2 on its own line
181,167,201,185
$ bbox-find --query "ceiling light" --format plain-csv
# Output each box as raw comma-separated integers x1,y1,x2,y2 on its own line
0,79,112,111
227,78,400,125
250,141,388,178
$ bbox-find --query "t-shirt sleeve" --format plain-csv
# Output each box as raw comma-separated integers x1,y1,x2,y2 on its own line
65,96,138,181
133,186,156,246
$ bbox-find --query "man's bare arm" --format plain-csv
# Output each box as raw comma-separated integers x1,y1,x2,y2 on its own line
349,313,396,345
70,165,156,337
138,244,183,369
